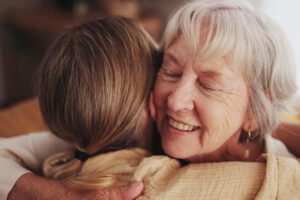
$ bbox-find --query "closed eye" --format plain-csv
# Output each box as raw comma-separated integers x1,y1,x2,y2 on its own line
201,83,215,91
197,81,215,91
158,68,181,82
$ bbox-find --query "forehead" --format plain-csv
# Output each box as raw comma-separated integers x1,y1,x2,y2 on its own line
164,36,238,74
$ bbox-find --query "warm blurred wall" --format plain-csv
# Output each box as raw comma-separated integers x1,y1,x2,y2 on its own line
0,0,45,17
140,0,185,15
0,0,47,107
0,37,4,105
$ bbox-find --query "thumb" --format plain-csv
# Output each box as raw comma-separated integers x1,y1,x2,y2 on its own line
109,181,144,200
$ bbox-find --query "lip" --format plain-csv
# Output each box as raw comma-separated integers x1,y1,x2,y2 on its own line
166,115,200,129
162,116,200,137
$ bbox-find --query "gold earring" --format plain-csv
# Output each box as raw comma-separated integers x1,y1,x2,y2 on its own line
246,131,252,143
244,131,252,159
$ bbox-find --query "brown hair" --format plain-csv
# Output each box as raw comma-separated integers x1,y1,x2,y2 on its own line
38,17,158,155
40,17,158,187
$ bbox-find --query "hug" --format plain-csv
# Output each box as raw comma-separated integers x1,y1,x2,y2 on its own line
1,0,299,199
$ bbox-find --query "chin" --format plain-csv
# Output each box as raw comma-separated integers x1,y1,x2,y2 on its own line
161,140,191,160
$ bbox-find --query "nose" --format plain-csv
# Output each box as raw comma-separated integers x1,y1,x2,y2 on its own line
167,78,194,112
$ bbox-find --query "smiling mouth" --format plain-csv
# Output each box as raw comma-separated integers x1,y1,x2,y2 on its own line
168,118,200,132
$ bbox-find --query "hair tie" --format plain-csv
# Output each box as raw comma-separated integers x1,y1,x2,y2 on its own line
74,149,90,162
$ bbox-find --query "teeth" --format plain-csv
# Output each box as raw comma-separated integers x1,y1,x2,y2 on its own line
169,118,195,131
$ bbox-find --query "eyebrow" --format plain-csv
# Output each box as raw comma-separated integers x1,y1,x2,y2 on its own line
164,52,183,66
195,59,226,79
165,52,225,81
199,70,222,78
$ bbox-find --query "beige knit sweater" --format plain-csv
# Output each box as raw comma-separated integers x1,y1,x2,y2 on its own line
134,153,300,200
45,148,300,200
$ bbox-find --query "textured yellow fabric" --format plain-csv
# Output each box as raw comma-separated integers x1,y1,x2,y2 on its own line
134,157,264,199
75,148,300,199
137,154,300,200
255,155,300,200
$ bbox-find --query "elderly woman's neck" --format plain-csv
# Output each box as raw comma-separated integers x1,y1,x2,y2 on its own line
225,137,265,162
186,132,265,163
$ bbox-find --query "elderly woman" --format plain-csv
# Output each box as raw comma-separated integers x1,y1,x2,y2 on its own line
150,0,297,163
0,0,299,199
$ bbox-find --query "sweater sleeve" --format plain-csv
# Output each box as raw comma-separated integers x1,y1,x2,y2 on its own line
0,131,73,199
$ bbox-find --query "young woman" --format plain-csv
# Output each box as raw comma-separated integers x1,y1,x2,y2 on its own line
0,16,159,200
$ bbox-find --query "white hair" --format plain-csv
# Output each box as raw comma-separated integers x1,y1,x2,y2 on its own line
162,0,297,136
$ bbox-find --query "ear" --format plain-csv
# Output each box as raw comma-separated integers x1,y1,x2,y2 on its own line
242,106,258,132
149,92,157,121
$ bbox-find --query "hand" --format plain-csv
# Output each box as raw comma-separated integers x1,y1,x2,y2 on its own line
76,182,144,200
8,173,144,200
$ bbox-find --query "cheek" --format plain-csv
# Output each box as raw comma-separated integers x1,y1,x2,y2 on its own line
195,87,248,133
153,79,170,109
136,111,153,150
153,79,174,132
194,99,226,132
219,88,248,130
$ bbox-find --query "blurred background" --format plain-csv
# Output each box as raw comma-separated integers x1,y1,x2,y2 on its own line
0,0,299,108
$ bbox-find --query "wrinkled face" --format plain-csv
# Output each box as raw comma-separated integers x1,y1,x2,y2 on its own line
152,36,250,162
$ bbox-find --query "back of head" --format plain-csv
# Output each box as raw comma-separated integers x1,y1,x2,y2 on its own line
38,17,158,154
162,0,297,137
40,17,158,188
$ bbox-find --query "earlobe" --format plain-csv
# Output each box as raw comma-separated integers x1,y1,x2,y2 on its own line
242,107,258,132
149,92,157,121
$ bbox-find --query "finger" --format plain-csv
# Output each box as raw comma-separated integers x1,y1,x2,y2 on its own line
110,181,144,200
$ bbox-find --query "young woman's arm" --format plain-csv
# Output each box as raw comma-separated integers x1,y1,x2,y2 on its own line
0,132,143,200
8,173,143,200
273,123,300,157
0,131,72,199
